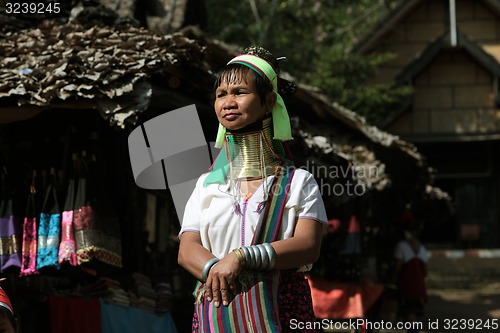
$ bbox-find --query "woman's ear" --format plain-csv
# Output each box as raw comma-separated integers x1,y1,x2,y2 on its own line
266,92,277,113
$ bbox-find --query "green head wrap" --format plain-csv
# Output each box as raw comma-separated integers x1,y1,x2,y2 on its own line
214,54,293,148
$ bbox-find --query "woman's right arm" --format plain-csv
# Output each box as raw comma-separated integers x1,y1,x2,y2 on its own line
178,231,244,307
178,231,215,281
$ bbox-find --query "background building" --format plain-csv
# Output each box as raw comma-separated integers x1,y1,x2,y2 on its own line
354,0,500,249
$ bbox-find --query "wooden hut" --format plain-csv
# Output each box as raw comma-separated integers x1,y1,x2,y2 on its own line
353,0,500,248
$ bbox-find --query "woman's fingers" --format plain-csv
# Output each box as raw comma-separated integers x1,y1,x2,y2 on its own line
206,276,234,307
212,286,222,308
206,272,223,307
206,273,219,302
219,280,232,307
205,279,213,302
211,278,232,307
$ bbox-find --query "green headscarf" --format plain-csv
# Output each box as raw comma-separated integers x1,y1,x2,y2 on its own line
214,54,293,149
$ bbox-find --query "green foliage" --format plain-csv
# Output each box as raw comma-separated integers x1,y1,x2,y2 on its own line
204,0,410,124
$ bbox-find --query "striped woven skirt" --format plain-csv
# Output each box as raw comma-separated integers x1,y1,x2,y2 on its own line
192,271,318,333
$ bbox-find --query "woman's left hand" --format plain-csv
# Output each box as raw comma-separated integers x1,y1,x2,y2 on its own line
205,251,244,307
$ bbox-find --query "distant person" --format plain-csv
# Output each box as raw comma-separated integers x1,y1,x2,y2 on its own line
394,221,428,333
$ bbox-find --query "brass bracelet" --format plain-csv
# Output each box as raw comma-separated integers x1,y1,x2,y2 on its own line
232,248,246,264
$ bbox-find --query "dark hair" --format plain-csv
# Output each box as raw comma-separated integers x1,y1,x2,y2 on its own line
213,46,295,105
242,46,296,97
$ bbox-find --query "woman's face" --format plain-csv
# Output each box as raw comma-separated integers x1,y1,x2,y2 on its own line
214,71,275,131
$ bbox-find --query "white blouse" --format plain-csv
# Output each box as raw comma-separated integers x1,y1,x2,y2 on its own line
180,168,328,269
394,240,428,263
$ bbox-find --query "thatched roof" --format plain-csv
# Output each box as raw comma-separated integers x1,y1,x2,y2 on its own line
0,16,208,127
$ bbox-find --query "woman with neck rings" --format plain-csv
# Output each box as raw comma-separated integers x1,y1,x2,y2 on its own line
178,46,328,332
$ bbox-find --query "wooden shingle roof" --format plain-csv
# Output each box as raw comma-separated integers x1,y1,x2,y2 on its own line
396,29,500,84
352,0,500,55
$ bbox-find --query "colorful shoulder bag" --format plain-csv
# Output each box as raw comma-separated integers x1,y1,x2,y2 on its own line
0,198,22,272
20,184,39,276
37,176,62,270
58,176,78,266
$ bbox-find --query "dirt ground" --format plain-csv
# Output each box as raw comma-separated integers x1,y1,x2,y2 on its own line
322,276,500,333
375,276,500,333
421,281,500,333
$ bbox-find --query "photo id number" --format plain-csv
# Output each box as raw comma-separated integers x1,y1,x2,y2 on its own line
4,2,61,15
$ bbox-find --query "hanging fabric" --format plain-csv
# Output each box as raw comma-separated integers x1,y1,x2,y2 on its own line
73,154,122,269
58,179,77,266
37,168,61,270
58,156,78,266
20,177,39,277
0,198,22,272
